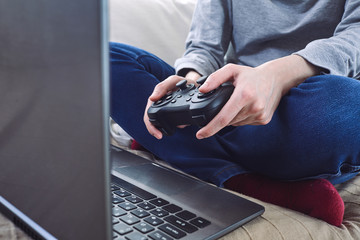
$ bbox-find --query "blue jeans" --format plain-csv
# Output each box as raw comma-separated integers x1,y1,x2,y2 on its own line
110,42,360,187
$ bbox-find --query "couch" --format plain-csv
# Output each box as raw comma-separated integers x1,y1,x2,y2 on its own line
2,0,359,239
108,0,360,239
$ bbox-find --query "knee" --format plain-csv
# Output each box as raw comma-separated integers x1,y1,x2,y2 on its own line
304,75,360,98
109,42,139,62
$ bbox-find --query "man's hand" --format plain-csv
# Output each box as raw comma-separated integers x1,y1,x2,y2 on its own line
144,75,184,139
144,71,202,139
196,55,320,139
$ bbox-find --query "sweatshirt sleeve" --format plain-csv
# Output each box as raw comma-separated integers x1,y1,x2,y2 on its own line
174,0,232,76
294,0,360,79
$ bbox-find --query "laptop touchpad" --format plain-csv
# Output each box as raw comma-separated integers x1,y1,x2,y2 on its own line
113,163,204,196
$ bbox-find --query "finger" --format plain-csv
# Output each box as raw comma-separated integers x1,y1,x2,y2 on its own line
177,125,189,129
199,64,237,93
149,75,184,102
143,99,163,139
230,109,273,126
228,106,250,125
230,116,255,126
196,92,244,139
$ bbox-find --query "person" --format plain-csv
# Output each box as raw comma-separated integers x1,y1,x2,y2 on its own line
110,0,360,226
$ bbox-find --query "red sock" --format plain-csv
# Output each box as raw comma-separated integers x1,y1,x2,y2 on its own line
224,174,344,226
130,139,146,151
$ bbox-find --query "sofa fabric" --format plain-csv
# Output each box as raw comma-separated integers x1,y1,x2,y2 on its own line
108,0,360,239
2,1,359,239
2,139,360,240
110,0,196,66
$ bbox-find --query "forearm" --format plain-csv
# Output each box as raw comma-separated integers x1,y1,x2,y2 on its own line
174,0,232,77
257,55,321,96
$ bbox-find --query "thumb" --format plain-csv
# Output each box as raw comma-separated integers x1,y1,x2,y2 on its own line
149,75,184,101
199,65,236,92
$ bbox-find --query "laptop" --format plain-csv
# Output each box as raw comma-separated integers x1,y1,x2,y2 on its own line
0,0,264,239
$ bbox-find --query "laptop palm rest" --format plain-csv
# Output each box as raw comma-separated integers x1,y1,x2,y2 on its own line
111,148,264,230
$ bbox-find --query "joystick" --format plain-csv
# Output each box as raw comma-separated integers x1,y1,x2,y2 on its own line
147,76,234,136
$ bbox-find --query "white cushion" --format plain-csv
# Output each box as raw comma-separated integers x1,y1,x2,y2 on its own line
109,0,196,66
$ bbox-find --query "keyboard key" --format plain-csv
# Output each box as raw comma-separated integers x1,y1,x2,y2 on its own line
138,202,156,211
131,208,150,218
112,177,157,200
133,222,154,234
124,231,148,240
148,231,174,240
120,214,141,225
164,216,197,233
112,195,125,204
144,216,164,226
111,184,120,191
113,207,127,217
113,222,133,235
114,189,131,198
150,208,169,218
119,202,137,211
125,196,143,204
113,231,121,239
162,204,182,214
189,217,211,228
112,217,119,224
175,211,196,221
149,198,169,207
159,223,186,239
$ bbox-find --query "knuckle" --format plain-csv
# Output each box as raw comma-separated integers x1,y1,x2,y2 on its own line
252,102,266,114
257,114,271,125
225,63,240,75
224,63,236,70
241,89,255,102
154,82,165,91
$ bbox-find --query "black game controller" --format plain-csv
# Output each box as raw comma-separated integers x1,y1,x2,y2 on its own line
147,76,234,136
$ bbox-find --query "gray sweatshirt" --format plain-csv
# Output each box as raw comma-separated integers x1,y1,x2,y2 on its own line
175,0,360,79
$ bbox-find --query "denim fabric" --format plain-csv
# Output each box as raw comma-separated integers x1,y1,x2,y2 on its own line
110,42,360,187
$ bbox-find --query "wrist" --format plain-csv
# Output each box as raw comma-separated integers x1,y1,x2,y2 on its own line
185,70,201,84
257,55,321,95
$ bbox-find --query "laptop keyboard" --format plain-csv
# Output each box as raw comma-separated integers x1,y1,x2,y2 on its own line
111,178,211,240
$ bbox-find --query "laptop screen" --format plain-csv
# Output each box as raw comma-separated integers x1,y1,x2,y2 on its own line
0,0,111,239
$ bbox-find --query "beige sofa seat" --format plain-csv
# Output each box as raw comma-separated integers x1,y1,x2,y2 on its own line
108,0,360,239
2,1,358,239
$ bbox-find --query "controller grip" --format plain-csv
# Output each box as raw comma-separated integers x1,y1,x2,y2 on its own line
148,118,176,136
148,105,191,136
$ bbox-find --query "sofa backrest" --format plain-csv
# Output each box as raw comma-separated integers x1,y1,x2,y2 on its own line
109,0,197,66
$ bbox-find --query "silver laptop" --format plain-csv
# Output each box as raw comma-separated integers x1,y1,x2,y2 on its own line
0,0,264,239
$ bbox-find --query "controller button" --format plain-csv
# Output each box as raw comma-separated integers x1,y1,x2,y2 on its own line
171,99,177,103
198,90,215,99
196,76,208,85
186,97,192,102
177,95,182,98
155,100,163,105
189,92,195,96
176,79,188,90
165,95,172,100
